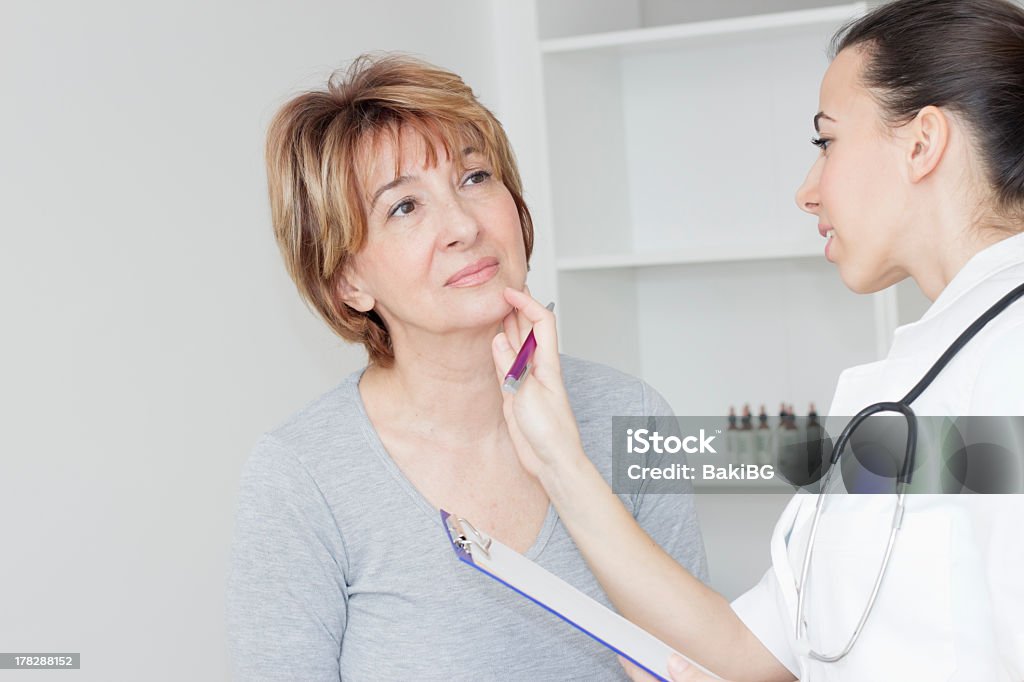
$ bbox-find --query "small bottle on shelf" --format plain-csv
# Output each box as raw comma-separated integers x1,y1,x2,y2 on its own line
799,402,825,488
725,406,738,456
774,401,799,471
737,404,754,463
755,404,772,464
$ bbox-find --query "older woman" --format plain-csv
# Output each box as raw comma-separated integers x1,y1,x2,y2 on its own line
225,54,707,680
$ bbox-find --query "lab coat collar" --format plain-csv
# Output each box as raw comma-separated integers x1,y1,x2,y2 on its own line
889,231,1024,357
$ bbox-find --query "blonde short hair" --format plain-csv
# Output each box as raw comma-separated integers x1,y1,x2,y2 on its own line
265,54,534,367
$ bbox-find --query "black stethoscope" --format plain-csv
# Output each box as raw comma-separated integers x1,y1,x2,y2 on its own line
795,281,1024,663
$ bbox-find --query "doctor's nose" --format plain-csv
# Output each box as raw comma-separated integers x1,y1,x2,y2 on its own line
795,160,822,216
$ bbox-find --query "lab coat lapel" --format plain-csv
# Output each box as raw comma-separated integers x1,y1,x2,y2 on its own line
771,494,809,623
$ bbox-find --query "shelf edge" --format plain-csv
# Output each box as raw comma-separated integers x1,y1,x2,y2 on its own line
556,246,824,271
541,3,867,55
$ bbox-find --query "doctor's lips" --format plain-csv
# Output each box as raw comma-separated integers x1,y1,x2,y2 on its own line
818,223,836,259
445,256,499,287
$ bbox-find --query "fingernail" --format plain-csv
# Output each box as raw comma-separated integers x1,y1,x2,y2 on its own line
495,333,511,352
669,657,689,674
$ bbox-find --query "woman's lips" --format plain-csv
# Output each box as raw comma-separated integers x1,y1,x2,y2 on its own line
445,257,499,287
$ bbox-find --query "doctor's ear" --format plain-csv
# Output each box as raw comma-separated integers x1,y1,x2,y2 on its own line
335,269,375,313
905,105,950,183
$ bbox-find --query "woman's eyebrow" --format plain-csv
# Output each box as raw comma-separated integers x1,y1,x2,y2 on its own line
370,147,482,209
461,146,489,165
813,112,836,133
370,175,414,210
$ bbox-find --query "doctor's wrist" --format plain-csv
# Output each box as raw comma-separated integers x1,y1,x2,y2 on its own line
536,441,601,508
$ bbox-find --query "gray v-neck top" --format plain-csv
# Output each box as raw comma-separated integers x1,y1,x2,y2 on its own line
226,355,708,681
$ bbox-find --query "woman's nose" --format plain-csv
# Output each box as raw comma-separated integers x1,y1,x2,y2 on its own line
795,159,822,215
441,199,480,249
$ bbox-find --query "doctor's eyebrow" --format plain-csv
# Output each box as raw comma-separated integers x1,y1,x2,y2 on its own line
813,112,836,133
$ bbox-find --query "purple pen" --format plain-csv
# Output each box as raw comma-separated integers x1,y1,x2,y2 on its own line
502,301,555,392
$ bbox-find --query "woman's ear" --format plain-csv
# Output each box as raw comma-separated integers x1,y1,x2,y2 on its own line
906,105,950,183
336,267,375,313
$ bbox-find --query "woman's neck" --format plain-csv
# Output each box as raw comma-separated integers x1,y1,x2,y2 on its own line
360,325,509,450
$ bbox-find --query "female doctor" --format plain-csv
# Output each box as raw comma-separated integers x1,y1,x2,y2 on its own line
490,0,1024,680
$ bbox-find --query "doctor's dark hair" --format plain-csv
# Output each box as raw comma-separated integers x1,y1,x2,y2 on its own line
265,54,535,367
831,0,1024,227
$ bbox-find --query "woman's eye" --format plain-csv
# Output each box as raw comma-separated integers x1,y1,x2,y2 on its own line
388,199,415,218
463,170,492,186
811,137,832,153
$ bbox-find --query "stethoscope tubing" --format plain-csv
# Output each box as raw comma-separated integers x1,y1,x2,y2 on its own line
794,281,1024,664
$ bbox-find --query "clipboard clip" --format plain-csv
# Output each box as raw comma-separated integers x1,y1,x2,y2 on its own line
444,514,492,559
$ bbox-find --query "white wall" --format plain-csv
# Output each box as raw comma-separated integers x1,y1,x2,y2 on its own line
693,494,792,600
0,2,552,680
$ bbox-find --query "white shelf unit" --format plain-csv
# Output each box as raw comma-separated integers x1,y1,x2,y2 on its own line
540,4,866,54
534,1,918,418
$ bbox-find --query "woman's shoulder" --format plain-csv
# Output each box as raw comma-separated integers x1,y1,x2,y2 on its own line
255,368,369,467
559,355,673,416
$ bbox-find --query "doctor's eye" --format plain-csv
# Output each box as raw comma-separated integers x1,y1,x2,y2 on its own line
462,170,492,187
811,136,832,153
388,198,416,219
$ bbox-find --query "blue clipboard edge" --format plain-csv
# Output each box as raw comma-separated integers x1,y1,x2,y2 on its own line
440,509,670,682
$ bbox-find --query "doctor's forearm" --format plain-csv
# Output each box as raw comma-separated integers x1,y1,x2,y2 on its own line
541,450,794,682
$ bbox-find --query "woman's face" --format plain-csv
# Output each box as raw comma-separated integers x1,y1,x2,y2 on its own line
795,47,912,293
342,128,527,342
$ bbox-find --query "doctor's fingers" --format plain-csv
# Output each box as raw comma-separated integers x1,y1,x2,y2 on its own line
501,283,535,347
500,287,562,382
665,655,724,682
501,308,523,350
492,331,517,387
618,655,724,682
619,656,658,682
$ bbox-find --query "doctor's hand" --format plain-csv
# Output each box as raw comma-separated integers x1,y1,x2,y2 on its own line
491,287,587,482
619,655,725,682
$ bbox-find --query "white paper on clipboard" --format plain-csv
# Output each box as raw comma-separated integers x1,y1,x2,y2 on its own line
441,510,720,681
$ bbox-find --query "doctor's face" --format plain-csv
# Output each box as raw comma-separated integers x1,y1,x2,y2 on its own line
341,128,527,344
795,47,911,294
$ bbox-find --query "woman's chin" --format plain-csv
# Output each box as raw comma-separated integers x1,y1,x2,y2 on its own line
442,274,526,329
454,292,515,328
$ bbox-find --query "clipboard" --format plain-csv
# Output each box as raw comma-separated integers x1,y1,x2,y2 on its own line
440,510,720,681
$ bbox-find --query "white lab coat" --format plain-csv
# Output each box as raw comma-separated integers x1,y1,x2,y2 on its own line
732,232,1024,681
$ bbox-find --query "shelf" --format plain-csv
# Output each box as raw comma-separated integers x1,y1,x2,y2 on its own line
540,0,884,416
540,3,865,55
557,241,824,271
556,257,880,415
